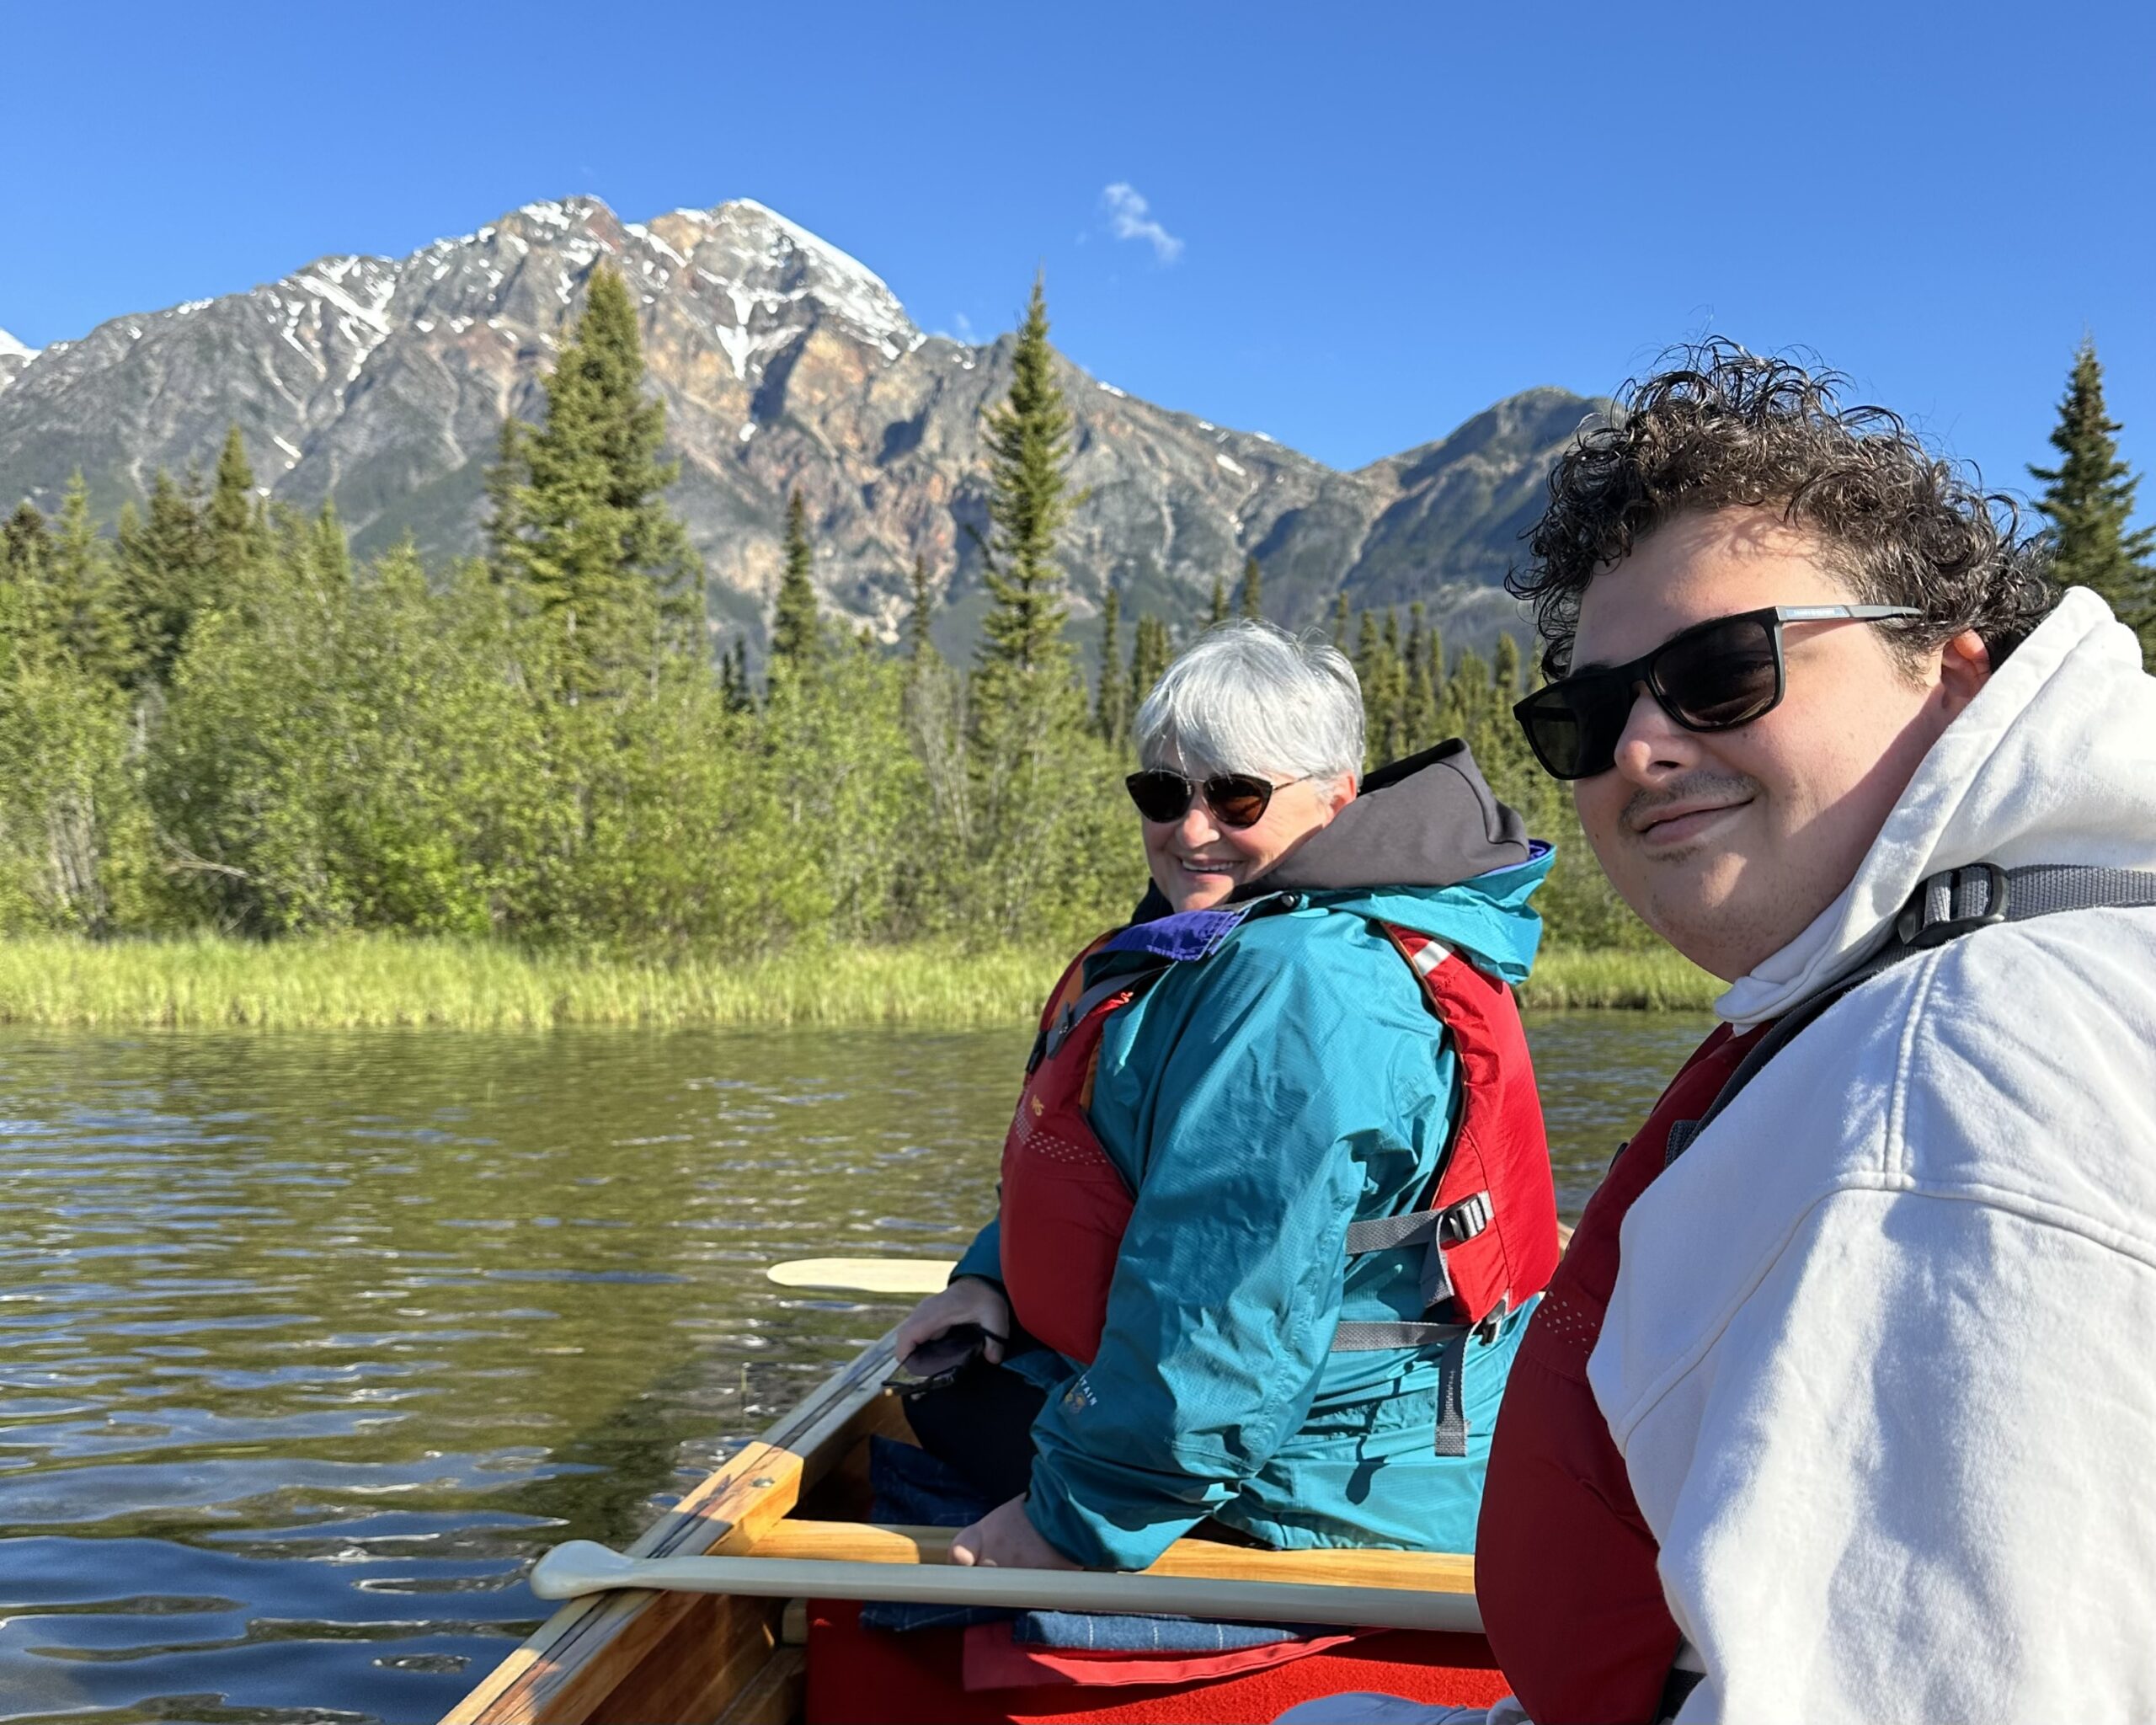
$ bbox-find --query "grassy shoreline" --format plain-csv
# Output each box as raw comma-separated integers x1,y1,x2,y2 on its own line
0,934,1719,1031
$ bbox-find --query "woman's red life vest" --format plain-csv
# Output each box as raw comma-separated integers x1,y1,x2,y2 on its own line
996,920,1561,1375
1472,1022,1767,1725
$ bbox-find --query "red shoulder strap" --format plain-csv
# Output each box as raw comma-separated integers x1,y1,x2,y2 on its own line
1380,926,1561,1328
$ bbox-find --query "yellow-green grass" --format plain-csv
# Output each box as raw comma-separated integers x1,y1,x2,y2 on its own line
1517,946,1721,1012
0,934,1718,1031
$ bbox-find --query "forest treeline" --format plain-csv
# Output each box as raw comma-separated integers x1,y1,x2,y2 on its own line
0,273,2146,960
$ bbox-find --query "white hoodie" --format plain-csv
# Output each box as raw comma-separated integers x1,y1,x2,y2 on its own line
1594,588,2156,1722
1279,590,2156,1725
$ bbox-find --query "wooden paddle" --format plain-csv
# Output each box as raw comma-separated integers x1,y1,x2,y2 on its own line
766,1258,957,1295
530,1539,1484,1634
771,1232,1569,1297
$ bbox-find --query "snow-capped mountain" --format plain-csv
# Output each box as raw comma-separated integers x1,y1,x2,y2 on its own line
0,196,1592,649
0,328,36,399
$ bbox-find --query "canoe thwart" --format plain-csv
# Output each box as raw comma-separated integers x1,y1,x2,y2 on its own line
746,1519,1476,1594
529,1540,1484,1635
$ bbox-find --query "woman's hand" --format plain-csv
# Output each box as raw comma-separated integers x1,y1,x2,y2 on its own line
949,1495,1079,1569
893,1275,1010,1368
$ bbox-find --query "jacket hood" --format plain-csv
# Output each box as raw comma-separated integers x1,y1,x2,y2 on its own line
1129,739,1550,981
1719,588,2156,1027
1259,737,1534,894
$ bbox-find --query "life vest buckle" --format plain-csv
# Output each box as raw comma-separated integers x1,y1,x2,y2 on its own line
1438,1190,1493,1246
1895,862,2010,950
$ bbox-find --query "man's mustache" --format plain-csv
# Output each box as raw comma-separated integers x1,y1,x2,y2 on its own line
1620,771,1758,836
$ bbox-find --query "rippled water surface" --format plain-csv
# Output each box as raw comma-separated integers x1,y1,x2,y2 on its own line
0,1013,1709,1722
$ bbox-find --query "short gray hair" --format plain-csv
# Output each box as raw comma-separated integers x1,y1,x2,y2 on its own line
1133,619,1364,784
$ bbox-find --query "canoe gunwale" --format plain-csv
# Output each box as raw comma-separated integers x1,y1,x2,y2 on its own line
441,1332,901,1725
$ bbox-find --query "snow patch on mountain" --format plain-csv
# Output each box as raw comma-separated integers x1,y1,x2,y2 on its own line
0,328,38,361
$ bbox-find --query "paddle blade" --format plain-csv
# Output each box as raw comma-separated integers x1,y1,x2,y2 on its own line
766,1258,956,1295
531,1541,639,1600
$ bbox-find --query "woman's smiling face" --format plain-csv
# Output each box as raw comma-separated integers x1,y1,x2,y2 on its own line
1141,769,1354,912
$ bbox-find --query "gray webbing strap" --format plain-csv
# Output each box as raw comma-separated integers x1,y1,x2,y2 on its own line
1042,972,1151,1060
1331,1320,1466,1350
1330,1321,1474,1456
1342,1210,1440,1254
1433,1332,1470,1458
1680,862,2156,1151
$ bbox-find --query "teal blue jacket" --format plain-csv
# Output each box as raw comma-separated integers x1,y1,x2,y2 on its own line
955,849,1552,1571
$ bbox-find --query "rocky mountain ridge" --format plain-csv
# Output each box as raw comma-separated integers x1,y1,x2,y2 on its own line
0,197,1597,651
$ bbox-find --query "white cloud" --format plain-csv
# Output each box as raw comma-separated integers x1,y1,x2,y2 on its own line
1100,183,1184,265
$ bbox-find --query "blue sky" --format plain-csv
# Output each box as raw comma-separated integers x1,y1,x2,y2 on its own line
4,0,2151,515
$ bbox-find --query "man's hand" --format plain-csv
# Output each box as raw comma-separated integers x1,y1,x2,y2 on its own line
949,1494,1079,1569
893,1275,1010,1368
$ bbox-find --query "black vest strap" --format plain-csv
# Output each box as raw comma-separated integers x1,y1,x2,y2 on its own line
1676,862,2156,1153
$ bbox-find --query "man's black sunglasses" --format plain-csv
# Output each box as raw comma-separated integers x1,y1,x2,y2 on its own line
1513,605,1925,782
1124,770,1309,829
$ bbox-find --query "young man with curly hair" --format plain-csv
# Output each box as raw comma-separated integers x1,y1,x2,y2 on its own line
1292,347,2156,1724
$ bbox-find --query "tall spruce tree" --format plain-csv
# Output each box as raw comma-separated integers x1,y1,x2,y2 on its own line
485,266,704,697
1403,602,1435,750
207,426,265,584
905,555,937,669
1094,585,1129,747
974,273,1076,694
116,468,211,686
1129,613,1171,717
483,417,527,582
2031,338,2156,654
47,475,133,686
1238,556,1263,621
1208,575,1229,628
770,489,823,676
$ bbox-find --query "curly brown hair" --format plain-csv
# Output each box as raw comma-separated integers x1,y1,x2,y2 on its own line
1508,342,2058,677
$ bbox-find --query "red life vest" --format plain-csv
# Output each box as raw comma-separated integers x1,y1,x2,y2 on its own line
1472,1022,1768,1725
997,917,1561,1408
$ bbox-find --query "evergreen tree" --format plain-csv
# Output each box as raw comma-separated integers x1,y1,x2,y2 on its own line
770,489,822,676
1331,590,1351,648
719,638,752,712
46,475,133,686
1403,602,1435,750
310,501,352,590
967,272,1116,940
1208,574,1229,628
2030,338,2156,654
2,503,45,582
1094,585,1129,748
208,425,265,583
1130,613,1172,715
115,468,210,686
1493,632,1524,698
483,417,527,583
1238,556,1263,621
485,266,705,697
974,272,1076,692
905,555,937,668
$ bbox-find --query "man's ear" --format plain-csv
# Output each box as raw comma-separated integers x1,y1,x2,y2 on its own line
1937,629,1992,718
1324,774,1358,816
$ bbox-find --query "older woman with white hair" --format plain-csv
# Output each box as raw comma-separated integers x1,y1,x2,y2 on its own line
894,619,1561,1576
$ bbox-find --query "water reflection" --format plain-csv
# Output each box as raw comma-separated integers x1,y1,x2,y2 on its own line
0,1013,1709,1722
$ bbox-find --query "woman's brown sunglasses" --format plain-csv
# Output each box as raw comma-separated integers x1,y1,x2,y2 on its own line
1124,770,1309,829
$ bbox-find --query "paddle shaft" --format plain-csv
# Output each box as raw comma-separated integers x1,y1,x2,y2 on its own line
531,1541,1483,1634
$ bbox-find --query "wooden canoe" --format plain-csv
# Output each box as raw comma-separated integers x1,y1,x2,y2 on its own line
442,1334,1486,1725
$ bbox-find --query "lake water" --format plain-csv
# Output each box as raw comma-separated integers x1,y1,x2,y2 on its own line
0,1014,1711,1723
